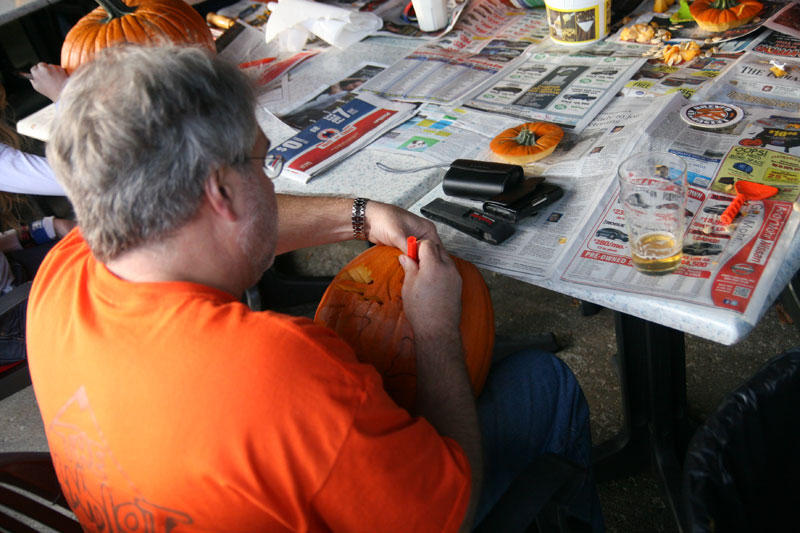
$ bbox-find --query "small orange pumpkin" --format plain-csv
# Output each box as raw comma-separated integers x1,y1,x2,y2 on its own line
315,245,494,411
490,122,564,165
61,0,215,74
689,0,763,32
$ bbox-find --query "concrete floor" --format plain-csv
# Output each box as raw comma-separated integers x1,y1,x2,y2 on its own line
3,240,799,531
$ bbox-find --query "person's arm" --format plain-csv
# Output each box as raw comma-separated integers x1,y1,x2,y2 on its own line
29,63,68,103
0,145,66,196
274,195,441,255
398,240,483,531
0,216,76,252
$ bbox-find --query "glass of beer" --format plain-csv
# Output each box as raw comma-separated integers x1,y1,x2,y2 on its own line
618,152,688,275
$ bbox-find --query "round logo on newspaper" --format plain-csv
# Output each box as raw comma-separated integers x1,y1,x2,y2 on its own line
680,102,744,129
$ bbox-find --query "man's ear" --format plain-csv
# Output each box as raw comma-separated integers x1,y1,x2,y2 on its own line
204,167,239,222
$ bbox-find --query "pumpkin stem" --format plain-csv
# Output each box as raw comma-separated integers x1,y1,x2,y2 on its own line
514,127,538,146
709,0,740,10
96,0,137,20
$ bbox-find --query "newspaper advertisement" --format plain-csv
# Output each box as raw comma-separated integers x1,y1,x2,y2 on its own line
560,99,800,321
267,92,416,182
461,41,647,132
748,28,800,58
406,95,674,281
279,64,388,130
764,0,800,38
621,49,743,100
359,0,550,105
691,50,800,112
367,104,521,164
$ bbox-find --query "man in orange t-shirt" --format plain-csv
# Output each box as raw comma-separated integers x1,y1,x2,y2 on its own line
29,45,603,531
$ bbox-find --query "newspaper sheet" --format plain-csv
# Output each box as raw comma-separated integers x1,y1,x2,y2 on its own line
764,0,800,38
359,0,550,105
560,99,800,322
406,87,800,326
279,64,388,130
748,28,800,58
267,92,416,182
621,48,743,100
367,104,521,164
407,95,672,281
692,50,800,112
461,40,647,132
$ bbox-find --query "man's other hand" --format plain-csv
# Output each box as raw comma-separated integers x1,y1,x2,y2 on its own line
366,202,442,253
399,239,462,344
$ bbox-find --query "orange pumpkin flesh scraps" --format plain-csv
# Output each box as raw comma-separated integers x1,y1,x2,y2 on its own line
61,0,216,74
490,122,565,165
689,0,763,32
315,245,494,411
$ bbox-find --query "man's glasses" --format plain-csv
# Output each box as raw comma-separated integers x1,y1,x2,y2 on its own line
250,154,285,179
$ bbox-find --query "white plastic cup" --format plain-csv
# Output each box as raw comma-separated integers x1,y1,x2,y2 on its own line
544,0,610,45
412,0,448,32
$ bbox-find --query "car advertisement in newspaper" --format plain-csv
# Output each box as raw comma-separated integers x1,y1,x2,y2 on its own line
359,0,550,105
267,93,415,182
560,99,800,319
462,41,646,132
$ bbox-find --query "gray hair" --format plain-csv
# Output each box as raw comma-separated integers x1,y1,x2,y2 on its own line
47,44,259,261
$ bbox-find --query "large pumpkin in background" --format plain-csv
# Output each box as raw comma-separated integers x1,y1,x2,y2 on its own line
61,0,216,74
315,245,494,411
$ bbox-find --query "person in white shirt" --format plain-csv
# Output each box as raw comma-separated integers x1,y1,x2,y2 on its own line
0,78,75,362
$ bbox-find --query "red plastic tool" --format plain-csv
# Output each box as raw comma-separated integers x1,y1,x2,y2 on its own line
719,180,779,225
407,236,418,262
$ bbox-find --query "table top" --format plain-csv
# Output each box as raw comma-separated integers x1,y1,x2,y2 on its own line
16,4,800,346
0,0,57,25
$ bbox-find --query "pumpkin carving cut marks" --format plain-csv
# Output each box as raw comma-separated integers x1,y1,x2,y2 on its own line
490,122,565,165
315,245,494,411
61,0,215,74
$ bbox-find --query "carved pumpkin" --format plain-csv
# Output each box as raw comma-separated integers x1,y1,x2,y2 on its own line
315,245,494,411
61,0,215,74
490,122,564,165
689,0,763,32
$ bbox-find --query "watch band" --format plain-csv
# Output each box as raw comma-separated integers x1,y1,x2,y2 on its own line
352,197,368,241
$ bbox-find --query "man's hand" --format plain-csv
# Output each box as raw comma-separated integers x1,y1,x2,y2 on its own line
29,63,68,102
365,202,442,253
399,239,461,343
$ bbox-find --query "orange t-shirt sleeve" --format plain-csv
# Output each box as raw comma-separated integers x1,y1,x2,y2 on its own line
310,378,471,533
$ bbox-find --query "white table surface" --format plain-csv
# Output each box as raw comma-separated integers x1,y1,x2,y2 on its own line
0,0,59,25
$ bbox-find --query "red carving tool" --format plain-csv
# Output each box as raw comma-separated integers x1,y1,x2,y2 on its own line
720,180,779,225
407,236,418,262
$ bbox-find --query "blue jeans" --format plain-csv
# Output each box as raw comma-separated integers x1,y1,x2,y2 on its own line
475,350,604,531
0,298,27,364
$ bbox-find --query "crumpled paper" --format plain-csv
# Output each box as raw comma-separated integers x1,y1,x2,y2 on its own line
265,0,383,52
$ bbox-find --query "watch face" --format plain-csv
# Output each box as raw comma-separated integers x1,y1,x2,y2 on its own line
680,102,744,129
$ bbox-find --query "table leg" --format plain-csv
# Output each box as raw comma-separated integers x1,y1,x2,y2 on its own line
591,312,693,530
